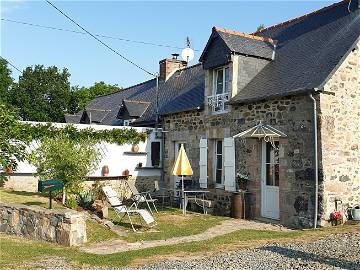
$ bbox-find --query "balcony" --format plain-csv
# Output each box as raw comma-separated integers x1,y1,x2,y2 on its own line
207,93,229,113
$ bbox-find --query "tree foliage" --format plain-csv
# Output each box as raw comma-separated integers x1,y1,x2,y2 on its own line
71,81,120,113
29,135,100,196
256,24,265,32
10,65,72,122
0,58,14,106
0,103,147,185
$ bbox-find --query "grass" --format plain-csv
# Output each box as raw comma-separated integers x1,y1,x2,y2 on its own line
0,189,65,209
0,228,303,269
2,188,358,269
108,207,228,242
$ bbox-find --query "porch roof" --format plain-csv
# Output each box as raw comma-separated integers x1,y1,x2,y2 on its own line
233,122,287,139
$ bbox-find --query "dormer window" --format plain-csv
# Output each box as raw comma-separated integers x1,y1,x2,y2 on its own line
215,67,230,95
208,66,230,113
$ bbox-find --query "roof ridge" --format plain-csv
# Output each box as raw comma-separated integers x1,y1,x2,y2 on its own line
213,26,275,43
92,78,156,99
253,0,350,35
123,99,150,104
177,62,202,72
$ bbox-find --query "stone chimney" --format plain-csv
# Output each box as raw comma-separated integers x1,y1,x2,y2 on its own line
159,53,187,81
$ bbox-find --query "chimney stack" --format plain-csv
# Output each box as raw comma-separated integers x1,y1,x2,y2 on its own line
159,54,187,81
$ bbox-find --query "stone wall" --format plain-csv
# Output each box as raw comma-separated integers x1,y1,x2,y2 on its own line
319,42,360,224
4,174,39,192
0,203,87,246
84,175,160,200
163,95,317,227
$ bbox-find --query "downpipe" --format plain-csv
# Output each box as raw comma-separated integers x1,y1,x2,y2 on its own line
309,93,319,229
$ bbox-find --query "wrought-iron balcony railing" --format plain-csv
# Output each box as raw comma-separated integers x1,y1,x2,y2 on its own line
207,93,229,113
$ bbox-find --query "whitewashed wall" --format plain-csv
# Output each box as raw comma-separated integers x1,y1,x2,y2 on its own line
15,122,161,177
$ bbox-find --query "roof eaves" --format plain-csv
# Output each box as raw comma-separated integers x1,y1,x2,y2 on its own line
228,88,315,105
160,105,204,116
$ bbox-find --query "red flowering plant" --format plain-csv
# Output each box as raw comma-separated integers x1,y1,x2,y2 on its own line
330,210,343,225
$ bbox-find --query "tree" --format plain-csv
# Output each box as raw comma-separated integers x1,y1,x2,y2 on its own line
29,135,100,201
256,24,265,32
0,103,27,185
71,81,120,113
0,58,15,106
10,65,72,122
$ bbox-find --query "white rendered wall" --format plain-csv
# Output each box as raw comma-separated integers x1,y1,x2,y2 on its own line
15,122,161,177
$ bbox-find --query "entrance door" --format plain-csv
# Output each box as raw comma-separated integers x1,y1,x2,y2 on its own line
261,140,280,220
174,142,187,189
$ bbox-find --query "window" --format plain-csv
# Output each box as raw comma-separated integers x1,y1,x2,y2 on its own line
151,142,161,167
265,141,279,186
214,67,230,95
207,67,230,113
214,140,223,185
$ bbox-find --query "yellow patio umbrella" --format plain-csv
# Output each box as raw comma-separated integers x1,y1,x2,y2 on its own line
172,144,193,214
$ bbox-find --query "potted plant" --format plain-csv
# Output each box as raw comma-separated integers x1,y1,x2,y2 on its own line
236,172,249,191
330,210,343,226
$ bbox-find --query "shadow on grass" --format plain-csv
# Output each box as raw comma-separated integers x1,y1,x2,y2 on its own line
23,202,45,207
261,246,360,270
2,190,47,198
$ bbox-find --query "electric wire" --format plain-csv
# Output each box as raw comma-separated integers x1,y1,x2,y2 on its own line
0,56,22,73
1,18,200,51
45,0,156,77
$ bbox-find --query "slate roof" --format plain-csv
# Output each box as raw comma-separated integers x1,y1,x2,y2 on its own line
229,0,360,104
81,64,204,126
64,111,83,124
119,100,150,118
200,27,275,62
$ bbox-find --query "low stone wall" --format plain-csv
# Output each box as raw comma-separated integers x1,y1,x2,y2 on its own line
84,176,160,199
4,174,39,192
0,203,87,246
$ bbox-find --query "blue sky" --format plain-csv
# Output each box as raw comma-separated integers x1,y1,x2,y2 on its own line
1,0,334,88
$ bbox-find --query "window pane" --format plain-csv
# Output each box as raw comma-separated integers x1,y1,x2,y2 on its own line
266,142,271,163
224,67,230,93
151,142,161,167
217,140,222,154
216,69,223,95
266,164,273,186
275,164,279,186
216,169,222,184
216,156,222,169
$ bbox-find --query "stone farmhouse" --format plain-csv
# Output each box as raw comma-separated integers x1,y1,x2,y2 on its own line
67,0,360,228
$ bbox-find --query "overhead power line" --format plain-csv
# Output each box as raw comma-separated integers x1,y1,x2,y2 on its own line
1,18,200,51
0,56,22,73
45,0,155,77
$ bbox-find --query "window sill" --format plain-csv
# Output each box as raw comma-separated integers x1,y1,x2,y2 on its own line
135,166,162,170
123,151,147,155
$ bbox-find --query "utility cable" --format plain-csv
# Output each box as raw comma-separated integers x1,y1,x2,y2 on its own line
45,0,156,77
1,18,200,51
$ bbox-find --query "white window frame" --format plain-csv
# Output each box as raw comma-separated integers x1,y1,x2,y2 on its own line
213,66,230,95
207,66,230,114
213,139,224,187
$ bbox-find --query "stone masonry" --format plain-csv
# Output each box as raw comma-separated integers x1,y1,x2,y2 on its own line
319,41,360,224
0,203,87,246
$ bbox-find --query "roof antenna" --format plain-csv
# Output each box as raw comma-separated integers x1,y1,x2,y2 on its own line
181,36,195,63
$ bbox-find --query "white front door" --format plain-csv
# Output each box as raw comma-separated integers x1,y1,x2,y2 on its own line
261,140,280,220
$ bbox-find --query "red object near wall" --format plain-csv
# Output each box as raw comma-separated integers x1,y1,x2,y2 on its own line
123,169,129,176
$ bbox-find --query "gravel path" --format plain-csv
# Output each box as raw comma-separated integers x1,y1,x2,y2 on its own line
81,219,288,254
124,232,360,270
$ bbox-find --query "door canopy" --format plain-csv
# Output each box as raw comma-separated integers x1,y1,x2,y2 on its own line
233,121,287,148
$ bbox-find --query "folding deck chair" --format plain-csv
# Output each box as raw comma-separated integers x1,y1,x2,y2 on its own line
126,181,158,214
102,186,156,232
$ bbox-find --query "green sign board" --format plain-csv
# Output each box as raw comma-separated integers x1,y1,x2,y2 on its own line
38,179,64,193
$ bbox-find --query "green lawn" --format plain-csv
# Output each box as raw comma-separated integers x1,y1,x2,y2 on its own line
0,188,359,269
0,189,65,209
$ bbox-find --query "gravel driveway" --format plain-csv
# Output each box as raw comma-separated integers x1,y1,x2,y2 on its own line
125,232,360,270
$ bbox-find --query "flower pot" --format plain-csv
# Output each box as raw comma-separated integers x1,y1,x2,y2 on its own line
6,166,13,174
123,169,129,176
131,144,139,153
352,206,360,221
101,165,109,176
